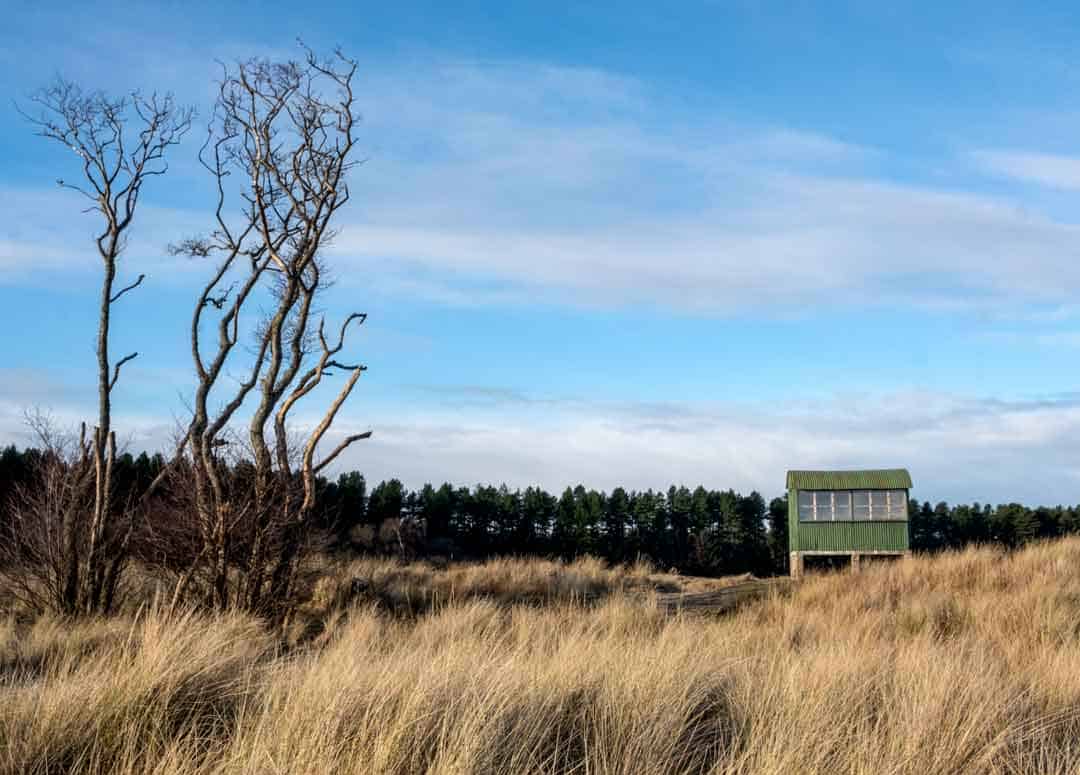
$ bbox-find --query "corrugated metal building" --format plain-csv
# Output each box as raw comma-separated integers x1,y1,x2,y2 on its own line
786,469,912,578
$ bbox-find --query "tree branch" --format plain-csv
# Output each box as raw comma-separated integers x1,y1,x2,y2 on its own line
109,351,138,391
313,430,371,474
109,273,145,303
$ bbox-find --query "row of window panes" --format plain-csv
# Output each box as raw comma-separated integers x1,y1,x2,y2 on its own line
797,490,907,521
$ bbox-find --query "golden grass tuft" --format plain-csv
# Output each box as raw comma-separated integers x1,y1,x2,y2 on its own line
6,540,1080,773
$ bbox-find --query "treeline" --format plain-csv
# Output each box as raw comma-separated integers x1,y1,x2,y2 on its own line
4,444,1080,576
329,474,782,576
906,499,1080,552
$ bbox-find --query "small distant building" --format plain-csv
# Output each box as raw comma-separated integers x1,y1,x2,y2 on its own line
786,469,912,578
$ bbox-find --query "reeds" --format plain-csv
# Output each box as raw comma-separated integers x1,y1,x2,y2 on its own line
5,540,1080,774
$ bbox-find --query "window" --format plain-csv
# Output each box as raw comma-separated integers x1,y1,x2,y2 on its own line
853,491,871,520
834,490,852,520
812,491,832,521
796,491,848,521
887,489,907,520
801,489,908,521
870,490,889,519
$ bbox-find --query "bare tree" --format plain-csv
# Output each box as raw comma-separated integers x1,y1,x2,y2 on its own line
169,45,370,615
18,82,193,614
0,414,90,615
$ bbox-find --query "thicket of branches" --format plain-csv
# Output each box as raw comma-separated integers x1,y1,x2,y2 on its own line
167,47,368,616
1,45,370,619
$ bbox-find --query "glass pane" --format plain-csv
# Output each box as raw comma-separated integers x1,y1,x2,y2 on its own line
870,491,889,520
798,491,813,520
814,491,832,521
834,491,851,520
888,489,907,519
853,490,870,520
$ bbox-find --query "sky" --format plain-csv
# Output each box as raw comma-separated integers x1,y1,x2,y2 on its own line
4,1,1080,504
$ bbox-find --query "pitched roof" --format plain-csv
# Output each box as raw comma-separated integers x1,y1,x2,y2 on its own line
786,469,912,490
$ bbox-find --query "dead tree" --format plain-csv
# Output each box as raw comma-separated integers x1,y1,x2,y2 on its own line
171,46,369,614
18,83,192,615
0,414,92,615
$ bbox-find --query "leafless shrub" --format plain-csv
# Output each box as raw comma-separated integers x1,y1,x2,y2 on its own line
15,78,192,615
166,44,370,618
0,413,131,616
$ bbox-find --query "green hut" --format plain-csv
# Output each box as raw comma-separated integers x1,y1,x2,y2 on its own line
786,469,912,578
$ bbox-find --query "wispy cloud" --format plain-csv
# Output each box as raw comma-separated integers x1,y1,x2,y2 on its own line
334,173,1080,312
10,373,1079,504
8,54,1080,316
310,388,1080,504
971,149,1080,190
0,186,210,287
321,60,1080,313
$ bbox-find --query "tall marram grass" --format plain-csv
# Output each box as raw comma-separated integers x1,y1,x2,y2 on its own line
298,554,699,619
5,541,1080,774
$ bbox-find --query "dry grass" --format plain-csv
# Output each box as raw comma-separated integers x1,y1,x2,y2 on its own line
295,554,747,621
5,541,1080,774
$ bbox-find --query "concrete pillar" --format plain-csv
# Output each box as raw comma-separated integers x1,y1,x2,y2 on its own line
790,551,803,580
851,553,861,574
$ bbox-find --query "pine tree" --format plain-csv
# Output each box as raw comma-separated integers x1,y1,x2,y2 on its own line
604,487,630,562
766,495,789,574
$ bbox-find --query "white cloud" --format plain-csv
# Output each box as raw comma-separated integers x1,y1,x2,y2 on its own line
321,60,1080,313
971,149,1080,190
0,185,220,288
314,388,1080,505
8,56,1080,314
5,367,1080,504
333,172,1080,311
8,324,1069,509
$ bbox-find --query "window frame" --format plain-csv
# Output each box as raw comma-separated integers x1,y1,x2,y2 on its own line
797,488,908,522
812,490,833,521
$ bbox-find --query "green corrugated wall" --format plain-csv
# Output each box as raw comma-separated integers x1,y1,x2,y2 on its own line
787,487,909,553
788,487,799,554
796,521,908,551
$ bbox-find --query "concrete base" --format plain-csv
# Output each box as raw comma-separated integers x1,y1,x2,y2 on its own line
790,550,910,579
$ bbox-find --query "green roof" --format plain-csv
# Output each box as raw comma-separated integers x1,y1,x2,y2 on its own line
786,469,912,490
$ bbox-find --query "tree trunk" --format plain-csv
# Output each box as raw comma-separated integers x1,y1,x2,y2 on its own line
83,245,117,614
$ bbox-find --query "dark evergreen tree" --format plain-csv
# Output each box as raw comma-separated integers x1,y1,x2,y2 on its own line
368,479,404,526
668,485,692,569
736,491,770,574
767,495,789,574
521,486,555,554
335,471,368,536
604,487,630,562
553,487,579,559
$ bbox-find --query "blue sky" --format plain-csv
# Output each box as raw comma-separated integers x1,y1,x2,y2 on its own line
5,1,1080,503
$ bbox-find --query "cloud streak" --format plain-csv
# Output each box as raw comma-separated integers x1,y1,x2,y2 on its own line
314,388,1080,505
8,56,1080,316
972,149,1080,190
320,59,1080,313
7,372,1078,505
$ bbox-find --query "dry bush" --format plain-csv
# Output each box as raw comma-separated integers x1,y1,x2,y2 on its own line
0,420,136,618
298,554,665,619
6,539,1080,774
